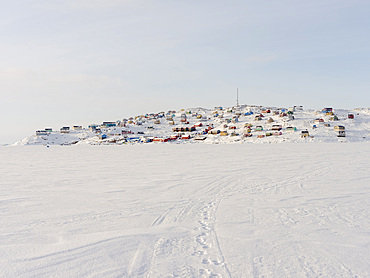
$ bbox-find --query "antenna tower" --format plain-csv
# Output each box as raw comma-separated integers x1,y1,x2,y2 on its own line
236,88,239,107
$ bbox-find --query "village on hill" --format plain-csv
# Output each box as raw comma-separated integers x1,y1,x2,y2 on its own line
16,105,370,145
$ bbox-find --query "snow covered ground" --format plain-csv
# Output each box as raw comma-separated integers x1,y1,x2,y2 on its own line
1,144,369,277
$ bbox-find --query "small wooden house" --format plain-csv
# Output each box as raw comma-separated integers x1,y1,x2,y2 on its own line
194,135,207,141
337,130,346,137
208,129,220,135
102,122,116,127
286,126,296,132
301,130,309,138
329,115,339,121
254,116,262,121
60,127,70,133
170,135,179,140
141,137,153,143
89,124,99,131
334,125,345,131
294,106,303,111
36,130,48,136
153,138,169,142
322,108,333,115
272,125,282,131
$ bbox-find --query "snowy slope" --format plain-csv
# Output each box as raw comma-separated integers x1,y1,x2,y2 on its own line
14,106,370,145
1,144,369,277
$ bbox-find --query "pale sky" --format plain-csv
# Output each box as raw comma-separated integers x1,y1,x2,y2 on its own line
1,0,369,144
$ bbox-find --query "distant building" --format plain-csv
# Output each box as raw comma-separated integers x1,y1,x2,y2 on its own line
101,122,116,127
60,127,70,133
89,124,99,131
36,130,48,136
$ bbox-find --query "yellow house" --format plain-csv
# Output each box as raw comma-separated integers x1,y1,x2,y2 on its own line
301,130,309,138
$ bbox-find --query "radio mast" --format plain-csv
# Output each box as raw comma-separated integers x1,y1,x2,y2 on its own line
236,88,239,107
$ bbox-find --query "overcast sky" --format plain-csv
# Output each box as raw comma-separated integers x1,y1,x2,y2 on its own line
1,0,369,144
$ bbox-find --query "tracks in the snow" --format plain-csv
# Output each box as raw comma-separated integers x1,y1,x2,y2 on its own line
147,174,243,277
146,161,342,277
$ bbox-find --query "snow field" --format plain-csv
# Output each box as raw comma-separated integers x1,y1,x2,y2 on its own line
0,143,369,277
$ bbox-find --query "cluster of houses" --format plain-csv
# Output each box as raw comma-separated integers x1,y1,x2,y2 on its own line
311,107,352,137
34,105,357,144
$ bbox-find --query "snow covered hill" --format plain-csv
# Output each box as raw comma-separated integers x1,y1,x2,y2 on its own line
15,105,370,145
